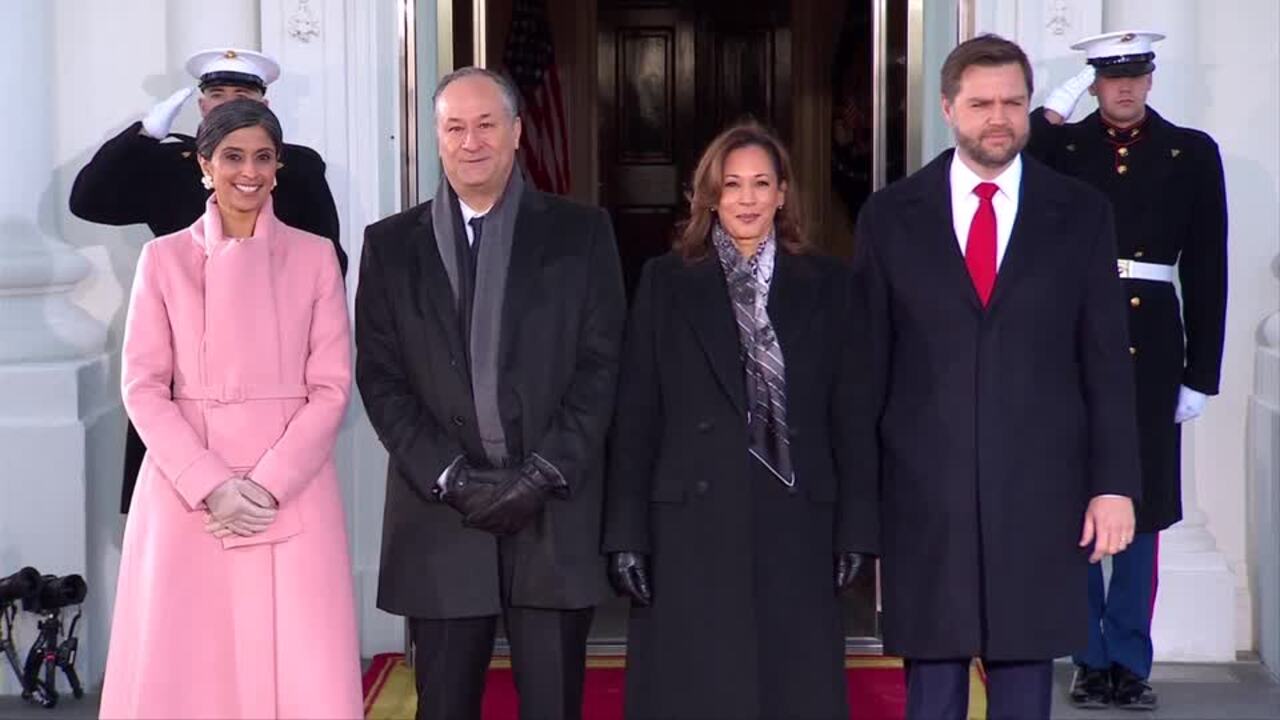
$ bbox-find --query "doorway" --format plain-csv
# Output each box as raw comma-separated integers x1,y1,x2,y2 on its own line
406,0,944,652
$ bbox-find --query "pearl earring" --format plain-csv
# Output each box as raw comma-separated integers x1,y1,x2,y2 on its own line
201,175,214,190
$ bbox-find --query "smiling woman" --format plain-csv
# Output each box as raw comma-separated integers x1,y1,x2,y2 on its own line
196,99,284,237
99,95,361,718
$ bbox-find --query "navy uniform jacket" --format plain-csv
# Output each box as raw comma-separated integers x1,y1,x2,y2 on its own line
1027,107,1227,532
70,120,346,513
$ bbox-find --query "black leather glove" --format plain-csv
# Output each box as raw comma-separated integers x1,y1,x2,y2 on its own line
439,463,511,517
462,456,563,536
835,552,867,593
607,551,652,606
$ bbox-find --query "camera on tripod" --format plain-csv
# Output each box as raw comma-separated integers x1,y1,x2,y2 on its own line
0,568,87,709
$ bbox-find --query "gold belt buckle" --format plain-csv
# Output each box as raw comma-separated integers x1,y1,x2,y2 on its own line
1116,259,1133,278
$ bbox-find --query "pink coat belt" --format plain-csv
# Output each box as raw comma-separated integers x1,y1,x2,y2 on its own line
173,383,309,404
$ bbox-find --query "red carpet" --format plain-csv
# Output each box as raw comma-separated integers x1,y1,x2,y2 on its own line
363,653,986,719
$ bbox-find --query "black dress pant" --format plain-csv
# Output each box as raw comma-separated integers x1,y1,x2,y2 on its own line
410,606,594,720
904,658,1053,720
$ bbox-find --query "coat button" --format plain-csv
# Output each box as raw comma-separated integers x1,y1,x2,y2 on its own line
1129,346,1137,356
1134,249,1145,258
1116,164,1129,175
1130,296,1142,308
694,480,709,495
696,420,713,433
452,415,465,427
1118,146,1130,157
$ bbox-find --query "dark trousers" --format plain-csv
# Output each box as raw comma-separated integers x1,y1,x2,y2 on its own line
905,658,1053,720
410,606,594,720
1074,531,1160,677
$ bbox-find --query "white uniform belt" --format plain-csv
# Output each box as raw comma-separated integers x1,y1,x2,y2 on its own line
173,383,309,404
1116,259,1175,283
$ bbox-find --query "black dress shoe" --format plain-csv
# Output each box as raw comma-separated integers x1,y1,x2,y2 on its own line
1111,664,1158,711
1069,664,1112,709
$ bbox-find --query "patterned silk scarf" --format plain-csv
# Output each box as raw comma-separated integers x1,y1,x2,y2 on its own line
711,222,794,486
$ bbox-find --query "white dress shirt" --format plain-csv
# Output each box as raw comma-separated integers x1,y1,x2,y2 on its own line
949,152,1022,269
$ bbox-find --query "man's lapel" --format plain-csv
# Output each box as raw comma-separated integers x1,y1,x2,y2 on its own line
413,207,469,384
905,150,984,313
986,156,1062,312
499,190,547,373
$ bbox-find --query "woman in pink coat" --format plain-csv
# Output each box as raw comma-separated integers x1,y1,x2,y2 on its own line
100,99,361,719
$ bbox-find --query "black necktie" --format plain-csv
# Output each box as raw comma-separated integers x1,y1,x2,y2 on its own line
468,215,485,269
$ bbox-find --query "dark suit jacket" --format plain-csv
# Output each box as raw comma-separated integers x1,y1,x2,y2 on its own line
356,187,625,618
70,120,345,514
851,150,1142,660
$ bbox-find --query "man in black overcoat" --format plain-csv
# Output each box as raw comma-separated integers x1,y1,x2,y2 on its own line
69,48,344,513
1028,30,1228,710
851,35,1141,720
356,67,625,720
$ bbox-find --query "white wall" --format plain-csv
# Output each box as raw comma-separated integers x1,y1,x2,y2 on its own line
1179,0,1280,653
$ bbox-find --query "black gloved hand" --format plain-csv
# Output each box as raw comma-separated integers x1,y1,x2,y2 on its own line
462,457,562,536
440,463,511,517
607,551,652,606
835,552,867,593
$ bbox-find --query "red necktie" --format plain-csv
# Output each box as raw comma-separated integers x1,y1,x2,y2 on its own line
966,182,999,306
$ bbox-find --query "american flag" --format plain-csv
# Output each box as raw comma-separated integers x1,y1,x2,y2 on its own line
503,0,571,194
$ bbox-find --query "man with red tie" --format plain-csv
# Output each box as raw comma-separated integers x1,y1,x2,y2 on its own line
851,34,1141,719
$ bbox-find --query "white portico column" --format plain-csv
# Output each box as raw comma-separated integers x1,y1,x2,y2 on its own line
1104,0,1237,663
165,1,262,132
0,0,112,696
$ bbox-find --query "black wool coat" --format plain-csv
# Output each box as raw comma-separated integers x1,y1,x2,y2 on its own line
357,189,625,617
69,120,345,513
604,249,876,720
850,150,1142,660
1027,107,1228,532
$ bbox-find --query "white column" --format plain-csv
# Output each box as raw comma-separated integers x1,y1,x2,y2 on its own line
165,0,262,134
1102,0,1196,124
1101,0,1238,662
0,0,114,697
1251,309,1280,674
260,0,407,657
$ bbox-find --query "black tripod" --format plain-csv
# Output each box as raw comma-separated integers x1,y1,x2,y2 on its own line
20,607,83,708
1,604,24,687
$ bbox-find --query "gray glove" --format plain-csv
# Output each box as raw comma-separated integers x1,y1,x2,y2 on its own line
1044,65,1096,120
141,87,195,139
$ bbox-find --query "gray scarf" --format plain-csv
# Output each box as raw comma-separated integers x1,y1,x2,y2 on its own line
711,222,794,486
431,168,526,465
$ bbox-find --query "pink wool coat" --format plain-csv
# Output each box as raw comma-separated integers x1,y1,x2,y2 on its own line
100,199,361,719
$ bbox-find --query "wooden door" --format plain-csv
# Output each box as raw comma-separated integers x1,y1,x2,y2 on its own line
597,0,791,297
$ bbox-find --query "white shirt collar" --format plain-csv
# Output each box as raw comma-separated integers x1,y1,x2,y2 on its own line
457,198,490,224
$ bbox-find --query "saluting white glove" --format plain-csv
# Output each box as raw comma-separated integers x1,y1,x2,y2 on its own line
1044,65,1097,122
1174,385,1208,423
140,87,196,139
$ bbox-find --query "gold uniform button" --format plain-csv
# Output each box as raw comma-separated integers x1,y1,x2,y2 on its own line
1129,346,1137,356
1118,147,1130,157
1134,250,1145,258
1130,296,1142,308
1117,164,1129,175
1108,128,1118,137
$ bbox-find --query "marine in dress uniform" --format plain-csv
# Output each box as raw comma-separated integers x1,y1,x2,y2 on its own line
1027,30,1229,710
69,48,346,514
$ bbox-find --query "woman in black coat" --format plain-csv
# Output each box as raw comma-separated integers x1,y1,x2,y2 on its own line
603,122,878,720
